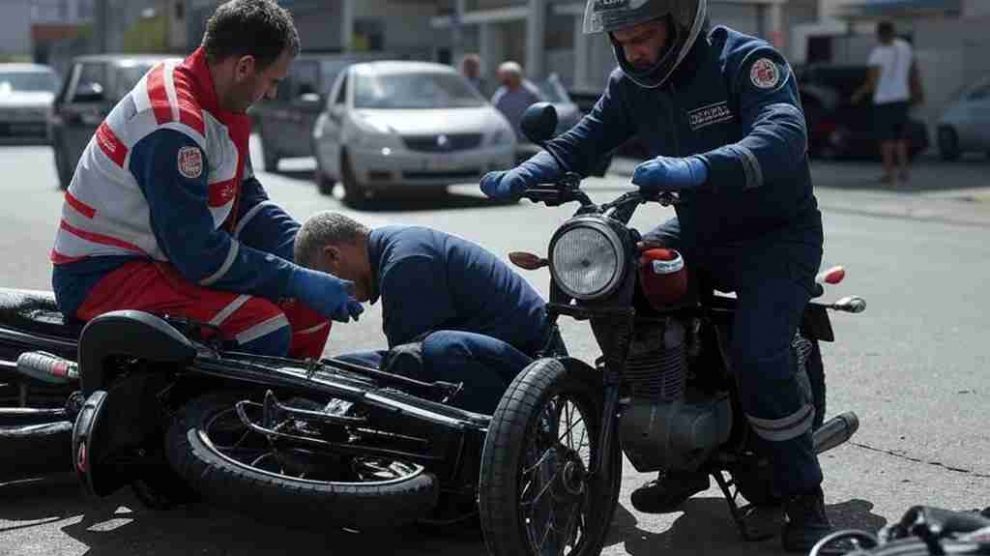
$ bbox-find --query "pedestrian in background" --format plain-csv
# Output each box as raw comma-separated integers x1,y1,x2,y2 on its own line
853,21,924,185
460,53,486,96
491,61,541,141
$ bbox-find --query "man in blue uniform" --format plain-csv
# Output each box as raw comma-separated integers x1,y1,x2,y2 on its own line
479,0,831,550
293,211,553,414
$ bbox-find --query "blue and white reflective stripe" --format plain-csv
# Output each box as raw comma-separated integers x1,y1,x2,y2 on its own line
209,294,251,326
234,200,277,237
235,313,290,345
736,144,763,189
747,403,814,442
295,321,330,336
200,240,239,286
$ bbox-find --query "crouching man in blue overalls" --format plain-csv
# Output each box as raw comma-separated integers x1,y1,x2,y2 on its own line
479,0,831,551
293,211,558,415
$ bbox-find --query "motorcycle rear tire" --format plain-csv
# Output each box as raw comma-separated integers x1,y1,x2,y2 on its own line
165,393,439,531
479,358,622,556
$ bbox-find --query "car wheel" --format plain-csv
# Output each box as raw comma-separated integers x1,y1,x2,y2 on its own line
315,169,336,196
262,149,279,173
340,151,371,208
937,127,961,161
52,135,71,190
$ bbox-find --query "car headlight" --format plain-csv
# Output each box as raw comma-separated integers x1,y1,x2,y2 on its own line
550,219,626,301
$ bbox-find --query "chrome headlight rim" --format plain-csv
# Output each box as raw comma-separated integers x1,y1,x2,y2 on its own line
549,217,627,301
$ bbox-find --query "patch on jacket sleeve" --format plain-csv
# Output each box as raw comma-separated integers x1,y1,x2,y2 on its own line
749,58,781,89
687,101,734,131
177,146,204,179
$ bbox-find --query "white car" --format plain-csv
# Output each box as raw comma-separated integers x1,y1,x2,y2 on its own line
0,64,59,143
312,61,516,205
937,74,990,161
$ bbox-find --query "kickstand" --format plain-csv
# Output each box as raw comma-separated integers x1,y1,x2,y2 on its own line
711,470,778,542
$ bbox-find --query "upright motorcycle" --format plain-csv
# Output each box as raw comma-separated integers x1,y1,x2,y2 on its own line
477,103,865,556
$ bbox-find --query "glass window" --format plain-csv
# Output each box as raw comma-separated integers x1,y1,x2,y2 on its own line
291,60,319,97
967,79,990,100
113,62,155,100
72,62,108,101
353,71,486,109
334,74,349,105
0,69,59,93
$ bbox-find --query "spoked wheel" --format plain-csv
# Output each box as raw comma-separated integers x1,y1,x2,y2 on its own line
479,359,621,556
166,393,438,530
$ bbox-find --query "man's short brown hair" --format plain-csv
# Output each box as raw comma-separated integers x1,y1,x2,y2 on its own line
202,0,300,69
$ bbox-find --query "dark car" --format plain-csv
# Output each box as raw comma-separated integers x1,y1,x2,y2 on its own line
796,64,928,160
49,54,177,189
252,52,395,172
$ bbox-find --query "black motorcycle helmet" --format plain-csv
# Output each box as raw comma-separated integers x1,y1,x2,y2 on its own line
583,0,707,89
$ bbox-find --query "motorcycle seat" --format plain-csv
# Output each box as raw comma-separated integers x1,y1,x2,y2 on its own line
0,288,82,340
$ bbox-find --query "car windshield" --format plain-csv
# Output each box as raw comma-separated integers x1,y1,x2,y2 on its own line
354,70,486,109
114,63,156,99
0,70,59,93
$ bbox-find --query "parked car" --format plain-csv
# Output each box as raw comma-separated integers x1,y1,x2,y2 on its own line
0,64,60,143
50,54,178,189
796,64,928,160
936,74,990,160
252,52,396,172
312,61,516,205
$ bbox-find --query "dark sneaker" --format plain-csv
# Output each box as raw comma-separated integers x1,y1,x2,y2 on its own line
782,486,835,553
630,470,710,513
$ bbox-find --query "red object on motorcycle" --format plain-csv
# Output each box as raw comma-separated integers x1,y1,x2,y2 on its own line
816,265,846,285
638,248,688,309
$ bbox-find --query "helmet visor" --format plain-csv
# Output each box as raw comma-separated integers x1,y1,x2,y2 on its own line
583,0,701,35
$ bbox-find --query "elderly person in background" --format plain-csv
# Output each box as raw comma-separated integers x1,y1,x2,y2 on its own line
459,53,486,95
491,61,541,141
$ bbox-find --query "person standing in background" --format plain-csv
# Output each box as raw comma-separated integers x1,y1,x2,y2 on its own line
853,21,924,185
460,53,487,96
491,61,541,141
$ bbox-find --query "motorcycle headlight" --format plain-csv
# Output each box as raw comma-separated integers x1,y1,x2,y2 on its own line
550,219,626,301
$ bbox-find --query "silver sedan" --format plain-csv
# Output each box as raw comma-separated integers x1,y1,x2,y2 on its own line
937,74,990,160
313,61,516,205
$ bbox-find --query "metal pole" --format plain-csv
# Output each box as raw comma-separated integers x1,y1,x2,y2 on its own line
526,0,545,79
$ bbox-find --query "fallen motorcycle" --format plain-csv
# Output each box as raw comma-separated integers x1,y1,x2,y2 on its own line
0,290,500,529
476,103,865,555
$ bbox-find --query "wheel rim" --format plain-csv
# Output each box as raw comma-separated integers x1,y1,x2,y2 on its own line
518,392,596,555
199,403,423,486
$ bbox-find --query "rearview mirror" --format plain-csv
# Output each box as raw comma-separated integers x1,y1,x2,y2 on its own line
520,102,557,145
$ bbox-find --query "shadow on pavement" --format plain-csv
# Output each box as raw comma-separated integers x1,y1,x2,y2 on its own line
606,497,887,556
0,473,485,555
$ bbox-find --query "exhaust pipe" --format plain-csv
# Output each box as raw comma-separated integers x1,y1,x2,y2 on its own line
813,412,859,454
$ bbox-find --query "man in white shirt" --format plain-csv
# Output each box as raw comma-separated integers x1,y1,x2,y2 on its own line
853,21,920,184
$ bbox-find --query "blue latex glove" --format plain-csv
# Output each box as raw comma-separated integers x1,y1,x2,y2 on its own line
480,151,559,200
286,267,364,323
631,155,709,192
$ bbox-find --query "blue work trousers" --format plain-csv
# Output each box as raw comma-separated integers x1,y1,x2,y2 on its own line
337,330,536,414
648,218,825,496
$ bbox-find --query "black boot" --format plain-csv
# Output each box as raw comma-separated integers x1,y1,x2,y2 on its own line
630,469,710,514
782,486,834,553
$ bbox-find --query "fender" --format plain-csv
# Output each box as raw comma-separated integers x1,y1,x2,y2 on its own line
78,310,196,395
74,311,196,497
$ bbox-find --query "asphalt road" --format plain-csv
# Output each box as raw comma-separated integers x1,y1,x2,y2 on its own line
0,141,987,555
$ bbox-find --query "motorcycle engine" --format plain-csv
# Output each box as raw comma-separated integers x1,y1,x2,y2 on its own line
618,318,733,473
